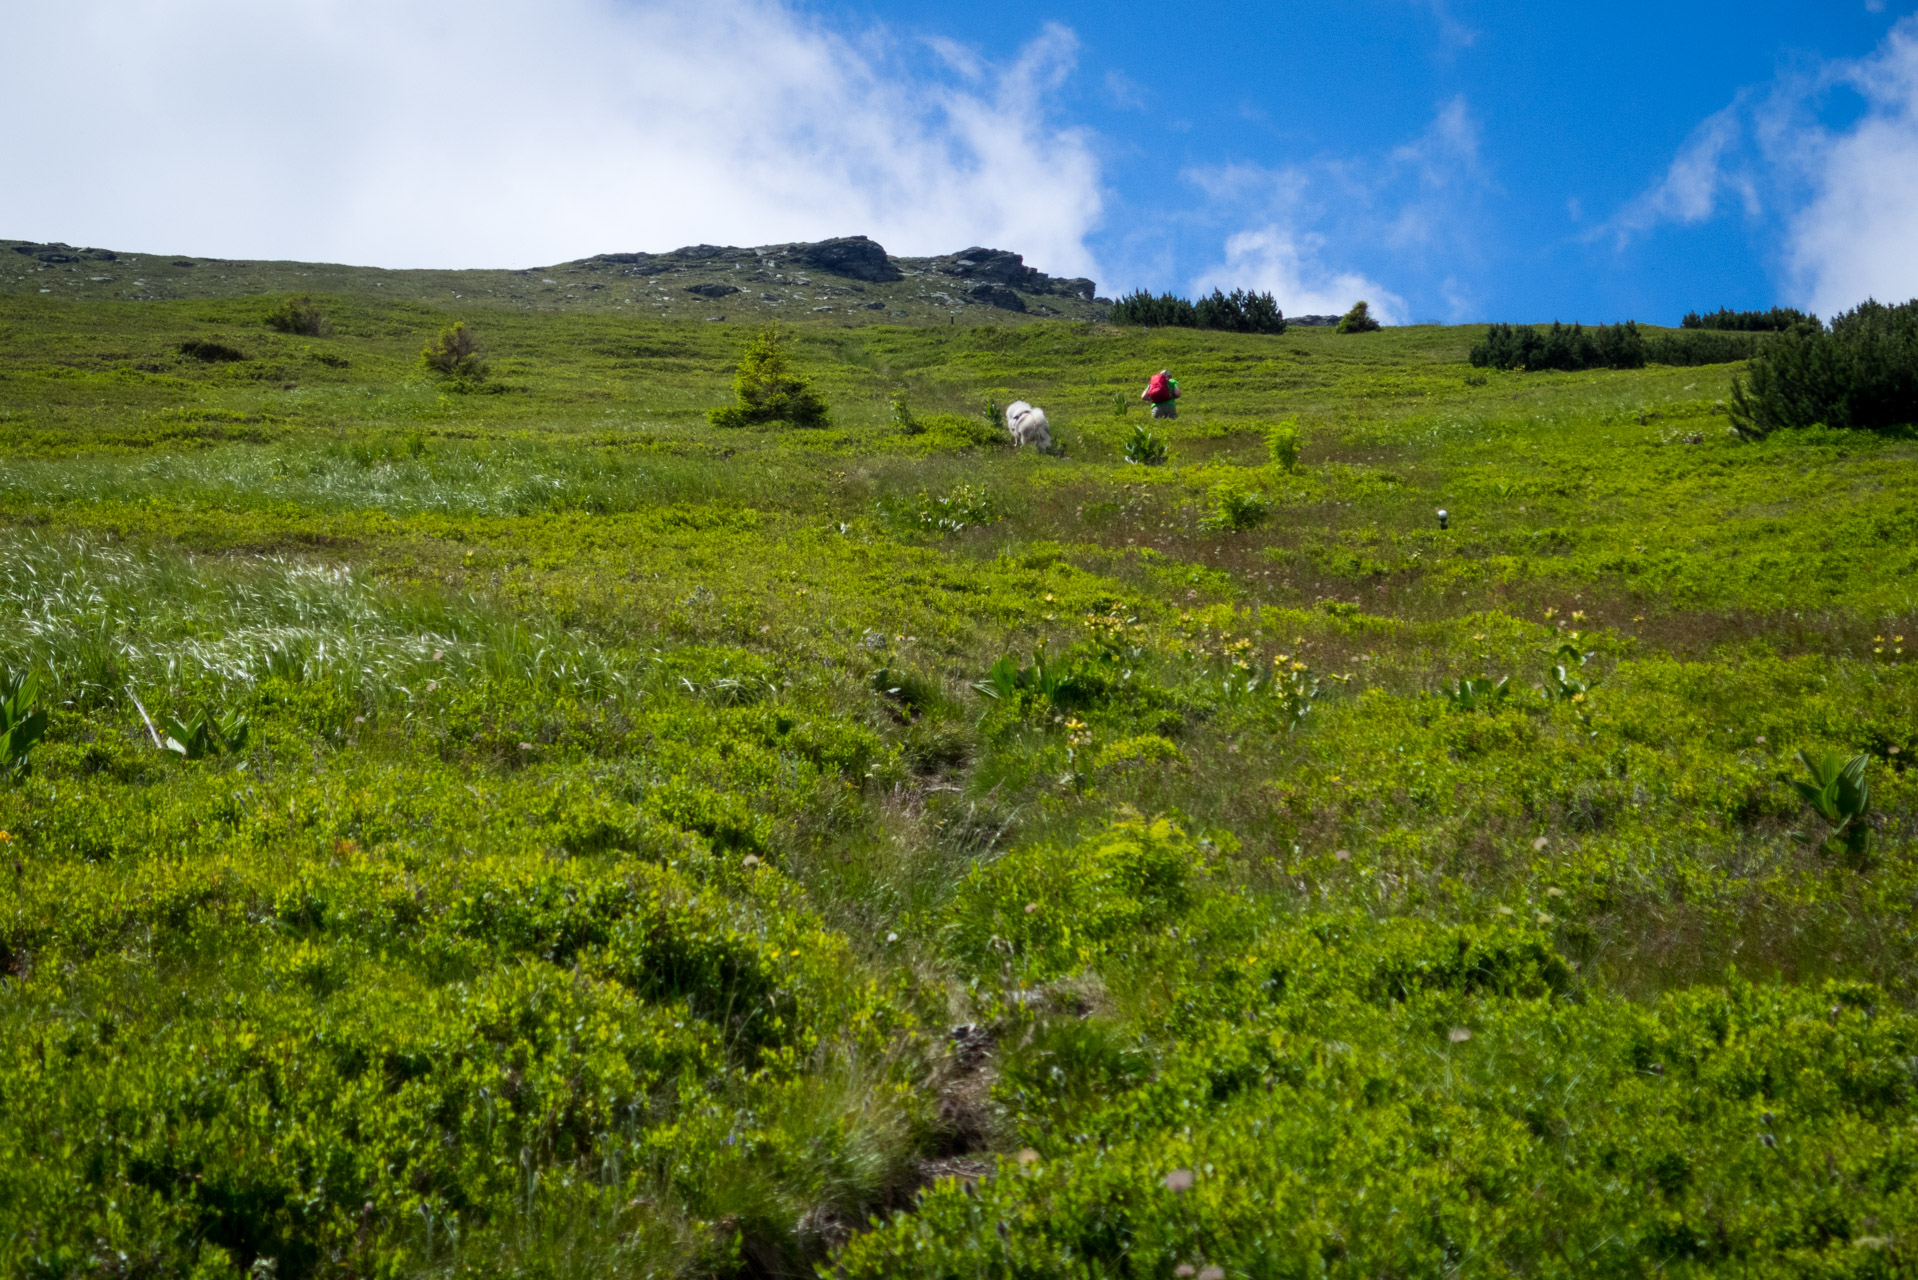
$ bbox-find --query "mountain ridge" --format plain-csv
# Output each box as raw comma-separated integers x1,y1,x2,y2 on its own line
1,233,1114,326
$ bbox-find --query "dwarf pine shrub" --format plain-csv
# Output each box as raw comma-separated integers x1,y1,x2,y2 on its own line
263,294,328,336
1730,298,1918,435
1336,300,1382,333
1682,305,1816,332
1111,289,1284,334
420,320,486,381
709,330,830,428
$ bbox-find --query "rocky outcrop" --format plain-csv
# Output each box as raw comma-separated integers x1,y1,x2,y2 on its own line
554,235,1107,320
794,236,902,283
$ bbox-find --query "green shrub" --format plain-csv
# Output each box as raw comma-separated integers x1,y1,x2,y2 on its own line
708,330,830,429
1200,486,1270,532
1470,320,1644,370
262,294,328,337
1109,290,1198,328
1730,298,1918,435
1193,288,1286,335
419,320,486,380
1264,418,1301,469
1336,300,1382,333
945,813,1204,980
1123,422,1168,466
1643,328,1767,366
178,337,247,362
1111,289,1285,334
1682,306,1815,332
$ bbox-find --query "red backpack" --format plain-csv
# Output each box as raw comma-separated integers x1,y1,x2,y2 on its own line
1144,372,1173,403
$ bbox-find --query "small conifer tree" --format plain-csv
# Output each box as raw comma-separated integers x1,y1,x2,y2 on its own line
420,322,486,381
264,294,328,336
710,330,831,429
1336,301,1382,334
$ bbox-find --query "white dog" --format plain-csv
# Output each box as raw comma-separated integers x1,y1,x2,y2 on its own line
1005,400,1051,451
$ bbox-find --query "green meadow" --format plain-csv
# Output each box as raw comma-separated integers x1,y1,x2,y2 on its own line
0,286,1914,1278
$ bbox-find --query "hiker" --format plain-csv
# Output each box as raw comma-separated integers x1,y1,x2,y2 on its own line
1142,369,1180,419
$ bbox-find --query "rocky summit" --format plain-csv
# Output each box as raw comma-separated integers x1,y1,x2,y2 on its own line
1,234,1111,326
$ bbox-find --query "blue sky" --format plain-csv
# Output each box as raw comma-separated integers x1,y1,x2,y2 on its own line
812,0,1918,323
6,1,1918,325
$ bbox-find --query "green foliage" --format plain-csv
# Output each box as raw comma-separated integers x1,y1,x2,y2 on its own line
1122,422,1168,467
1108,290,1198,328
178,337,247,362
0,668,48,777
1336,299,1382,333
162,706,251,759
1199,486,1270,532
1471,320,1645,370
1,284,1917,1278
1264,417,1301,469
894,483,997,534
262,294,328,336
419,320,486,381
1683,305,1816,332
1440,674,1511,711
945,812,1203,980
1642,327,1768,366
708,329,831,429
888,391,918,433
1793,749,1872,861
1109,289,1285,335
1731,298,1918,435
1192,288,1286,335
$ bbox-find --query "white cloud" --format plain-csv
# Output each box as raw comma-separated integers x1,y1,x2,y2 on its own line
0,0,1103,278
1599,104,1757,245
1601,15,1918,314
1194,227,1407,322
1787,19,1918,314
1180,97,1488,323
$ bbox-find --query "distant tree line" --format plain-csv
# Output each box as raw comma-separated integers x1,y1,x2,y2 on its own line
1470,321,1773,371
1110,288,1287,334
1732,298,1918,436
1682,306,1816,332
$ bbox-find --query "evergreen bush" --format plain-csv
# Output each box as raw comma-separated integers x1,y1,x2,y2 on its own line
1336,300,1382,333
1470,321,1645,371
263,295,328,337
709,330,831,429
1110,289,1284,334
1681,306,1816,332
1193,288,1287,335
1109,290,1199,328
1730,298,1918,436
419,321,486,381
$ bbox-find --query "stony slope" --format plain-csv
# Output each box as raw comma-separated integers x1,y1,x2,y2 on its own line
0,234,1111,326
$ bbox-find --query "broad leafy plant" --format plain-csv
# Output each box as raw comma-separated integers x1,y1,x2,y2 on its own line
0,669,49,778
1123,422,1168,467
1440,675,1511,712
164,707,251,760
1793,750,1871,861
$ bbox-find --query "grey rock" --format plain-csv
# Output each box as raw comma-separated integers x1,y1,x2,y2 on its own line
684,283,741,299
794,235,903,283
966,282,1026,311
939,247,1038,288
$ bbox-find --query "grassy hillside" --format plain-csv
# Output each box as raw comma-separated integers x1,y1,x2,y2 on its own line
0,284,1915,1279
